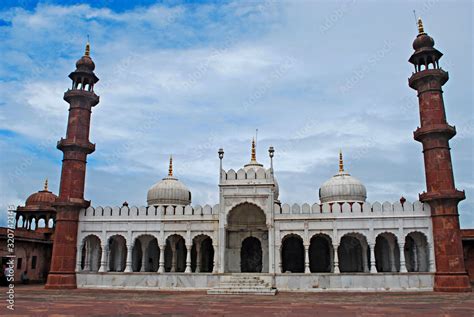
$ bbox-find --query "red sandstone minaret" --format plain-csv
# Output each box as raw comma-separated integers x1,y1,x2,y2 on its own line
409,18,470,292
45,41,99,289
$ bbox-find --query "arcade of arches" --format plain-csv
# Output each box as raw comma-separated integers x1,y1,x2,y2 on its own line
80,234,215,273
80,228,431,274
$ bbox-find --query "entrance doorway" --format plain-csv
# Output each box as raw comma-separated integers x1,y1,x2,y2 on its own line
240,237,262,273
225,202,268,272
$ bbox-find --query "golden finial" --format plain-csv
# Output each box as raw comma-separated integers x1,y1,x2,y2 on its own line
44,178,48,191
251,138,256,161
85,35,90,57
339,150,344,173
168,155,173,177
417,17,425,34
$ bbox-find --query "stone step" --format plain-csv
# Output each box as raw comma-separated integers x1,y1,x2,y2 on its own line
219,279,266,284
207,276,277,296
218,283,270,288
207,288,277,295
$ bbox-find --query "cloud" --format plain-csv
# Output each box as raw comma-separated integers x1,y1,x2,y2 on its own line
0,1,472,228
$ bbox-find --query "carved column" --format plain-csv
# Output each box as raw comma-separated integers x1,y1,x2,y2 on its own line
333,244,340,273
369,243,377,273
124,244,133,272
212,243,218,273
158,245,165,273
304,244,310,273
75,244,83,272
399,242,407,273
185,244,192,273
98,244,107,272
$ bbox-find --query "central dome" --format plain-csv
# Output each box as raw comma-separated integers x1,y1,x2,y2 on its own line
319,152,367,203
147,156,191,206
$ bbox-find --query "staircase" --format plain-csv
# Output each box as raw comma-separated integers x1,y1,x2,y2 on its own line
207,275,277,295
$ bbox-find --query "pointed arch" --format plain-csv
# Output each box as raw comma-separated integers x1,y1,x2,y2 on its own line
281,234,304,273
309,233,333,273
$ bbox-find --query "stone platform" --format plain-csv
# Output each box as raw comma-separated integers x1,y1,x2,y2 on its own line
77,272,434,292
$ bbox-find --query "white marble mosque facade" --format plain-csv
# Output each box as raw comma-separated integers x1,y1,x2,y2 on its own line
76,145,435,292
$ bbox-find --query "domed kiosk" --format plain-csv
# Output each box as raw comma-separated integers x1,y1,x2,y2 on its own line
147,156,192,206
319,151,367,203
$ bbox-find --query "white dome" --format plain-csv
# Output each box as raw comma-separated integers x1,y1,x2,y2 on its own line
147,157,191,206
319,152,367,203
319,172,367,203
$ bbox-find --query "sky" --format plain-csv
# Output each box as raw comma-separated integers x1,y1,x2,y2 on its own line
0,0,472,228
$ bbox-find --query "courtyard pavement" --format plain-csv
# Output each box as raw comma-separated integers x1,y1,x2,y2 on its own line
2,284,474,316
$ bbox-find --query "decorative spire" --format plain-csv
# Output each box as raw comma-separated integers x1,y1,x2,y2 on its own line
44,178,49,191
339,150,344,173
417,17,425,34
251,138,256,161
85,35,90,57
168,155,173,177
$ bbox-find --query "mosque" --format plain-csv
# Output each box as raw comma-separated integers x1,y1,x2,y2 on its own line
6,19,474,293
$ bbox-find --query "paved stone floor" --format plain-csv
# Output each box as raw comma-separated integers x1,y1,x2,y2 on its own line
2,285,474,316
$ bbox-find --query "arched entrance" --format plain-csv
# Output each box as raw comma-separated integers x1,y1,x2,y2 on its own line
281,234,304,273
338,233,369,273
309,234,332,273
164,234,186,272
132,235,159,272
405,232,429,272
241,237,262,273
81,235,102,272
191,235,214,273
226,203,268,273
375,232,400,272
108,235,126,272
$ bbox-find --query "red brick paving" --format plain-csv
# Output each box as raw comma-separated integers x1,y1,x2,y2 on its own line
2,284,474,316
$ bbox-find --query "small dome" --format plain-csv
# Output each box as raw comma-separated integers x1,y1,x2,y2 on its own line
75,42,95,71
319,173,367,203
76,55,95,71
147,177,191,206
412,18,435,51
319,152,367,203
25,179,57,207
412,33,435,51
147,156,191,206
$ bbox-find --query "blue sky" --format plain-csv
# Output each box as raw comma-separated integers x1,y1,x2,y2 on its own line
0,0,472,227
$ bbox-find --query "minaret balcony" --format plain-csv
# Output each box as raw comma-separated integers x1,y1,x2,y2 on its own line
57,138,96,154
419,189,466,204
413,124,456,142
408,68,448,89
64,89,100,106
